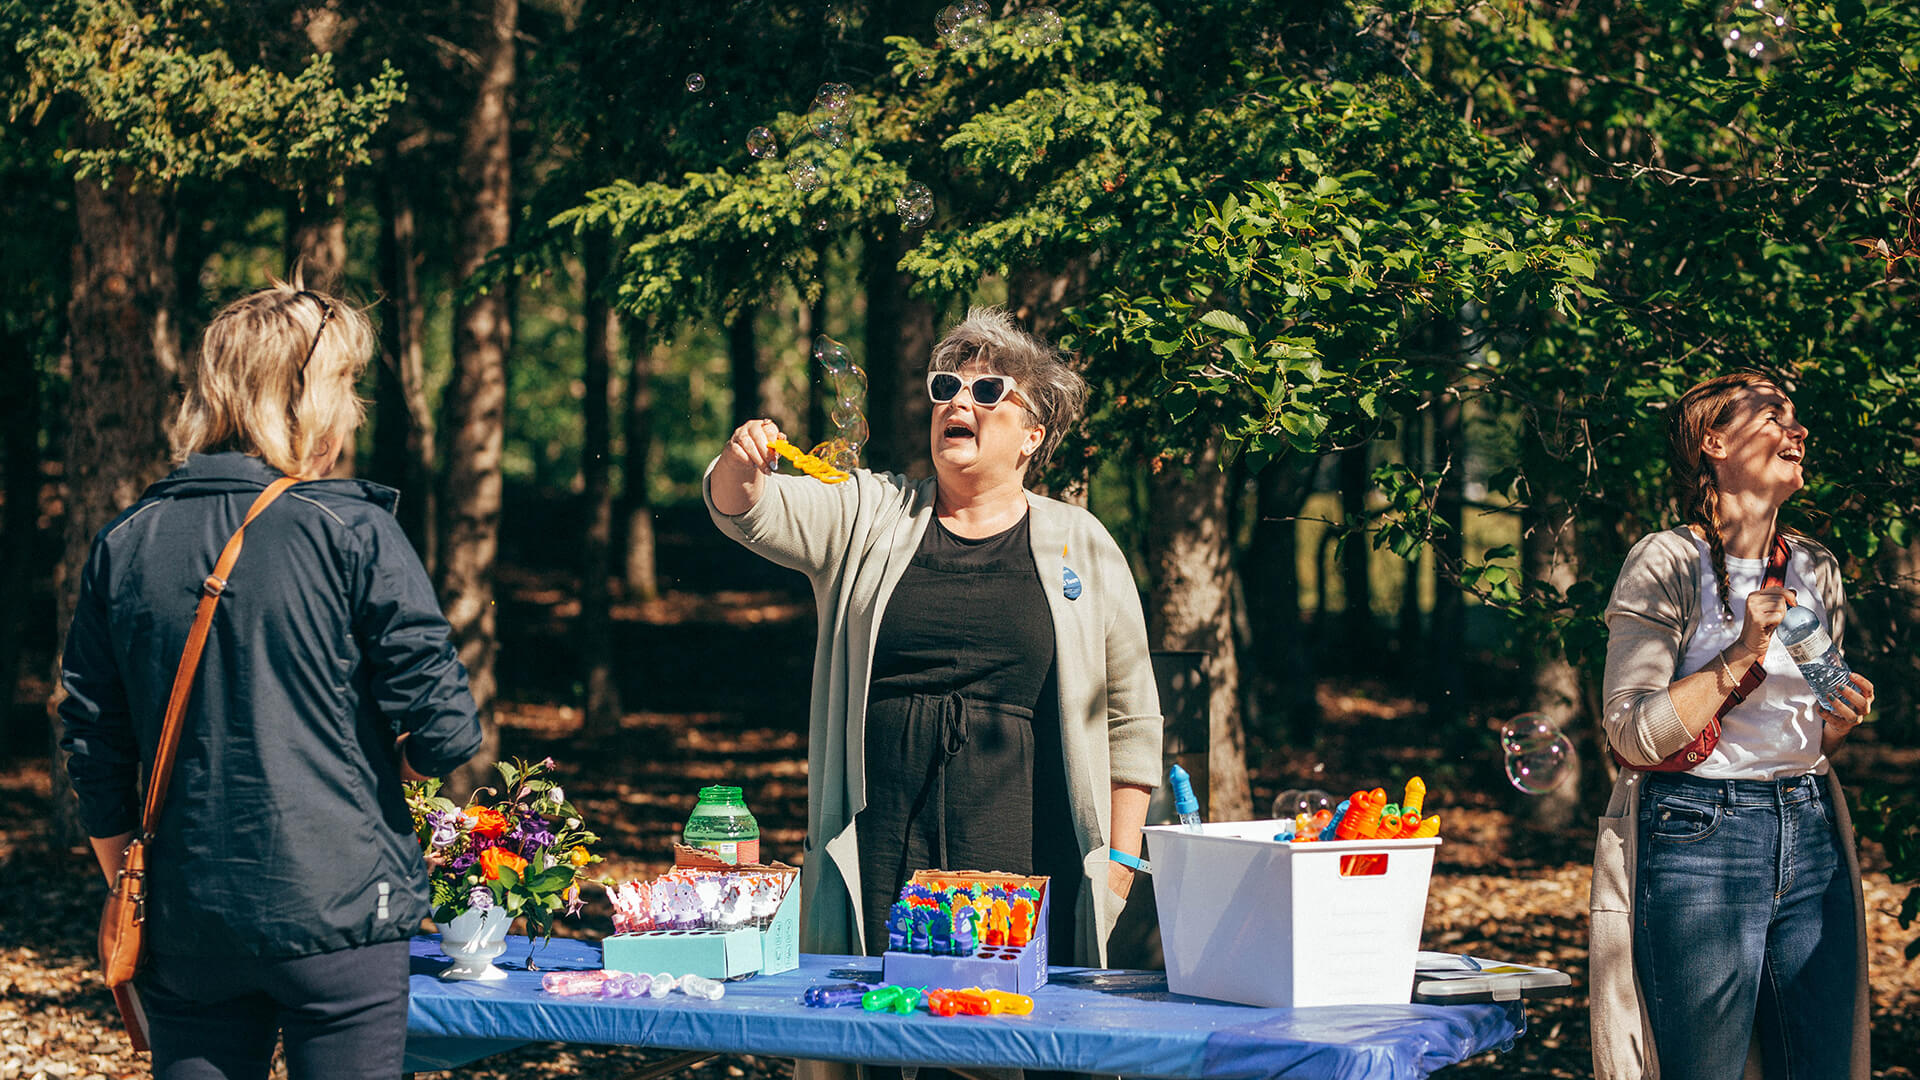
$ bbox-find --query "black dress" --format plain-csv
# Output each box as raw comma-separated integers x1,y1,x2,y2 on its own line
856,511,1080,963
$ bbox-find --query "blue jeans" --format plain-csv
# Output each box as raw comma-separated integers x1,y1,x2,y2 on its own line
1634,772,1856,1080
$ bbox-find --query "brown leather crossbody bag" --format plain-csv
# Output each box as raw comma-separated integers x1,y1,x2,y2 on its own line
99,477,298,1050
1612,533,1790,773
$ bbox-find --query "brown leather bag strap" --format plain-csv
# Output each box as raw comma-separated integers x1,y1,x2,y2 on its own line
137,477,301,838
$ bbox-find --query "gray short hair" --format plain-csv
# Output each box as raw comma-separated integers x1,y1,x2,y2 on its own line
927,307,1086,474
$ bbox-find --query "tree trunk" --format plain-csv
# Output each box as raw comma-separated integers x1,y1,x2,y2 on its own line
580,230,621,734
1246,457,1320,745
1523,491,1582,828
1429,391,1468,730
863,236,936,477
729,306,761,433
0,326,41,744
621,321,659,600
287,2,349,296
1147,439,1250,820
1009,263,1089,341
440,0,516,794
372,140,437,569
51,165,181,847
1338,443,1374,662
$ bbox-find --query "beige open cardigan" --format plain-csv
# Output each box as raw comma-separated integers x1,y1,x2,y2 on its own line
705,462,1163,967
1592,526,1871,1079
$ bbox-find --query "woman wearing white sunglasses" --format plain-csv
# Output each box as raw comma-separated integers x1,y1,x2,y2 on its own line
707,307,1161,973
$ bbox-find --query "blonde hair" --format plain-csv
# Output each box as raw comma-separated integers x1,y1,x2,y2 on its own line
928,306,1087,474
172,272,374,478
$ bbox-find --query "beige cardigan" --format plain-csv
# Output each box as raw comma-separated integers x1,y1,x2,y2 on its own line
1592,526,1871,1079
705,463,1163,966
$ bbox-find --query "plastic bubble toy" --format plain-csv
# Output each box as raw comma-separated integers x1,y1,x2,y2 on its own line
1500,712,1577,794
897,182,935,228
746,126,779,159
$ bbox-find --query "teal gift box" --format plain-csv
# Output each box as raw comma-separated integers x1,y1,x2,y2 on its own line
602,864,800,979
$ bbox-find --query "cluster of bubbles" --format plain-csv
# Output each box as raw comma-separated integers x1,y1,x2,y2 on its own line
1500,713,1577,795
810,82,853,148
809,335,868,470
935,2,1063,49
897,181,935,228
1270,788,1336,822
685,73,706,93
934,0,992,47
731,4,1078,231
1720,0,1790,62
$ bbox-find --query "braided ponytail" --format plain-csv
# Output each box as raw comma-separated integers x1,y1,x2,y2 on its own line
1668,370,1777,620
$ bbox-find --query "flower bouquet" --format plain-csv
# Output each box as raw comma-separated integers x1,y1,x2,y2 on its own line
406,757,601,979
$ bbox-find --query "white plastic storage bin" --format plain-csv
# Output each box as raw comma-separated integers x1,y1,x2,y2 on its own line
1144,820,1441,1008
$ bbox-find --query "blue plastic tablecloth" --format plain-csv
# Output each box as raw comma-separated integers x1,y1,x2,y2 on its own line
405,936,1524,1079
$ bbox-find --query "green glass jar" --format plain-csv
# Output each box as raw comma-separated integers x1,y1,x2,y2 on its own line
682,785,760,865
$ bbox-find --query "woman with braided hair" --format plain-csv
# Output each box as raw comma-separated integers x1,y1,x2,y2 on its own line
1588,372,1876,1079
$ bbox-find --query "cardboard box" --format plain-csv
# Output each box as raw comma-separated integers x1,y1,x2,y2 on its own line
881,870,1049,994
602,862,801,979
1145,821,1439,1008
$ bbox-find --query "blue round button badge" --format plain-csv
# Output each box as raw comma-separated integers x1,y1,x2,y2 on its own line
1062,566,1083,600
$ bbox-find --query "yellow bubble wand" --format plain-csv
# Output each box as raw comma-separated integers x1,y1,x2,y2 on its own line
768,438,851,484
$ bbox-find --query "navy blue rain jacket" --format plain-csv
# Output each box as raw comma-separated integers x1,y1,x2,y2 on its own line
59,453,483,959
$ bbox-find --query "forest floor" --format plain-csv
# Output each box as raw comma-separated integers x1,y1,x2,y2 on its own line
1,569,1916,1079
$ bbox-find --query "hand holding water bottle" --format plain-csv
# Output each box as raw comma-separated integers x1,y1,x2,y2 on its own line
1776,600,1875,735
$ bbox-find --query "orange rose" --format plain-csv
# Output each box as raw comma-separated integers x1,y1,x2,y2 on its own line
464,806,510,838
479,846,528,881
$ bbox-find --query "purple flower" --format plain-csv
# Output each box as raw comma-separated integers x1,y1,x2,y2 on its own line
468,886,494,911
448,851,478,873
511,815,556,857
427,810,461,847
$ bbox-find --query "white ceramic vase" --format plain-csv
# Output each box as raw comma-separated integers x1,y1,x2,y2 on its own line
438,906,512,981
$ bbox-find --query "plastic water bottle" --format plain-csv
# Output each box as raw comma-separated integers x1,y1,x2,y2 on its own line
1777,606,1858,715
1169,764,1203,832
682,785,760,865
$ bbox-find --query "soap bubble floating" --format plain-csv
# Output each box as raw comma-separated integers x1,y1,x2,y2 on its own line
1500,713,1577,795
809,83,852,148
937,1,991,47
1015,7,1064,47
806,335,869,471
1719,0,1791,62
685,73,706,92
746,126,779,159
897,181,935,228
1270,788,1335,821
787,158,827,193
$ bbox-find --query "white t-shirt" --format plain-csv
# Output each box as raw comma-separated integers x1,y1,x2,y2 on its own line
1678,533,1831,779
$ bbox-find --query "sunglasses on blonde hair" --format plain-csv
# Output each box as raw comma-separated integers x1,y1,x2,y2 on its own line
296,291,334,391
927,371,1021,408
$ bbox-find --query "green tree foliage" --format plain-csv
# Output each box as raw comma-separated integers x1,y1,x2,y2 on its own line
4,0,403,188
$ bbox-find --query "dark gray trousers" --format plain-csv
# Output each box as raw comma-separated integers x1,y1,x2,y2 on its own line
138,939,410,1079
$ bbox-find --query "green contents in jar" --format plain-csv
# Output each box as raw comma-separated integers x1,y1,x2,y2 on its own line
682,785,760,865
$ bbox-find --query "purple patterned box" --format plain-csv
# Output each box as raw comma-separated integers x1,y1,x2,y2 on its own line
880,871,1049,993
